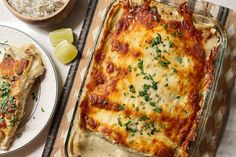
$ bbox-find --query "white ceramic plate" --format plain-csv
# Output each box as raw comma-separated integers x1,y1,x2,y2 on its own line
0,25,58,155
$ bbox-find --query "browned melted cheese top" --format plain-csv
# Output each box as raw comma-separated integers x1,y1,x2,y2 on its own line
78,1,219,157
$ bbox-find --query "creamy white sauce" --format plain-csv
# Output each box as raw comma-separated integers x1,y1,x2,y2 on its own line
69,131,145,157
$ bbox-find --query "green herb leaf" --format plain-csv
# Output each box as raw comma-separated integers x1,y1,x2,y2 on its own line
139,90,147,97
138,59,143,71
153,106,162,113
151,81,158,90
172,67,177,73
172,31,183,38
31,93,38,102
144,95,150,101
129,84,136,93
139,115,150,121
16,133,22,139
125,120,137,133
9,115,19,127
177,57,183,64
126,127,137,133
128,65,131,72
152,33,162,47
172,32,177,37
176,96,181,99
143,84,150,90
159,60,170,67
150,102,156,107
41,107,45,112
169,42,174,48
156,48,162,53
118,117,123,126
143,75,150,80
118,104,125,111
10,76,15,82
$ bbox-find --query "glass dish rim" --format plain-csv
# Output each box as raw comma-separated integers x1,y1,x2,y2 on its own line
65,0,228,156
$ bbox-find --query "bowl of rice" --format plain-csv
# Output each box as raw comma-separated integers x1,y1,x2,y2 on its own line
3,0,77,24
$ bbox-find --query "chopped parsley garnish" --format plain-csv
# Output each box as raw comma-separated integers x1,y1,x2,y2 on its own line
31,93,38,101
144,95,150,101
150,102,156,107
143,75,150,80
176,96,181,99
130,95,135,98
125,120,137,133
136,60,159,102
169,42,174,48
151,33,162,47
137,59,143,71
10,76,15,82
159,60,170,67
177,57,183,64
16,133,22,139
127,127,137,133
1,76,7,79
151,81,158,90
150,122,159,135
172,31,177,37
139,90,147,97
143,121,159,136
172,67,177,73
127,65,131,72
118,117,123,126
156,48,162,53
153,106,162,113
172,31,183,38
9,115,19,127
139,115,150,121
143,84,151,90
129,84,136,93
0,79,17,114
118,104,125,111
125,120,132,126
41,107,45,112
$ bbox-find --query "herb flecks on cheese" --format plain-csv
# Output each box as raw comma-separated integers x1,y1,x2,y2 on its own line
0,44,44,150
71,1,221,157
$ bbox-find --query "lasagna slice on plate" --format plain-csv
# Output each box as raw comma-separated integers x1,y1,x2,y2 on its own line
0,44,45,150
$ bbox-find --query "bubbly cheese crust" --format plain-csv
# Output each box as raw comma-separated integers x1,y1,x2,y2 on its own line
70,1,220,157
0,44,44,150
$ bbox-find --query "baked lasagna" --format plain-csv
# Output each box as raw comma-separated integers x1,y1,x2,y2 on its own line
68,0,221,156
0,44,45,149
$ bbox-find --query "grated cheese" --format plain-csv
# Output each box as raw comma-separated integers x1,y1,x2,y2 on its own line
7,0,66,18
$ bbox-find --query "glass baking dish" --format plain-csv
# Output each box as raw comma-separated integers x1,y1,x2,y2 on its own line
65,0,228,156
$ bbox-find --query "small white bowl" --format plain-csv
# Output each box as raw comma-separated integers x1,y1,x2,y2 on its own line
3,0,77,25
